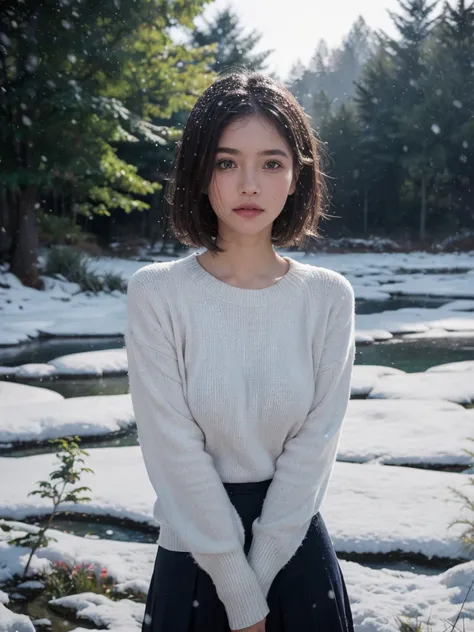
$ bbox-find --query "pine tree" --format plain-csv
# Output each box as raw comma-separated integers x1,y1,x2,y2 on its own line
384,0,440,240
431,0,474,231
0,0,212,286
191,7,273,73
355,47,403,234
319,102,365,236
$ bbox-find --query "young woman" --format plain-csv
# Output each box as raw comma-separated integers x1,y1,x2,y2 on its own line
125,69,356,632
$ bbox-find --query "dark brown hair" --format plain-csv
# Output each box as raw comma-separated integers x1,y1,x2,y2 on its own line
166,68,328,254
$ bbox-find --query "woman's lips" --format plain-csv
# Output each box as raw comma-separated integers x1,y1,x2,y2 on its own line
233,209,264,218
232,205,264,218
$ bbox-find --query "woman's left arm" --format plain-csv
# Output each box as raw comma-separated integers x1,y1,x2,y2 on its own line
247,276,356,598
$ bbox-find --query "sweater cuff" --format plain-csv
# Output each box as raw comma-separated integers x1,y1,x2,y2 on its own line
195,550,269,630
247,534,285,599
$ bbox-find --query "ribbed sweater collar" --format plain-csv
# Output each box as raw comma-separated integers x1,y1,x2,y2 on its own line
181,250,309,307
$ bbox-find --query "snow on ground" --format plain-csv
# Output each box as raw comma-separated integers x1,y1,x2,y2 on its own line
0,394,133,445
0,603,35,632
0,382,63,408
369,371,474,404
341,399,474,467
1,520,473,632
0,449,472,561
50,593,144,631
427,360,474,373
2,388,473,470
350,365,406,397
2,251,474,346
0,349,126,381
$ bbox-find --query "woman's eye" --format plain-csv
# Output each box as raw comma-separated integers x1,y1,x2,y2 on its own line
265,161,281,170
216,159,235,169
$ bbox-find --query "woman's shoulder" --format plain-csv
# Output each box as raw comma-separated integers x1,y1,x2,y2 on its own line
295,260,354,300
127,257,188,299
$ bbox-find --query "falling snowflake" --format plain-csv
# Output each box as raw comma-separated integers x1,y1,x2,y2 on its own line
0,33,11,47
453,100,462,109
68,54,77,64
22,116,32,126
431,124,441,135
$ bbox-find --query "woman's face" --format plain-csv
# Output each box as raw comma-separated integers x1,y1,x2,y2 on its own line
207,115,298,241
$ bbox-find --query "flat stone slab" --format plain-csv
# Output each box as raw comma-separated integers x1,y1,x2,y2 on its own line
369,371,474,405
0,382,63,408
0,394,134,445
341,399,474,467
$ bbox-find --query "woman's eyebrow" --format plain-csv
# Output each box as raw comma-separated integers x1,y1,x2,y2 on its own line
216,147,290,158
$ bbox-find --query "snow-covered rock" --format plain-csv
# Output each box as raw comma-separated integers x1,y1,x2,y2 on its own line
341,399,474,467
0,382,63,408
351,365,405,397
426,360,474,373
0,603,35,632
0,394,134,445
50,593,143,631
369,371,474,404
49,349,127,376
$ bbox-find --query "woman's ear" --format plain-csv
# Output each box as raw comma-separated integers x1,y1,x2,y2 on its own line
289,166,300,195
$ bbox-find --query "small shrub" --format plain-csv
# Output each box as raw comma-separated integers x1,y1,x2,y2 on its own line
449,437,474,553
103,271,127,293
43,246,126,293
44,247,100,291
45,561,116,599
8,436,94,579
397,616,431,632
38,212,86,247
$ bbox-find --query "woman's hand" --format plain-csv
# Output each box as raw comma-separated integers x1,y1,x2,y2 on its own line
235,618,266,632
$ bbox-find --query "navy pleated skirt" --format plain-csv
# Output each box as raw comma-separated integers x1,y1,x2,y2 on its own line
142,479,354,631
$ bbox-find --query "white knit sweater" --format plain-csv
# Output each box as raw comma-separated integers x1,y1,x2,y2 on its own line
125,250,355,630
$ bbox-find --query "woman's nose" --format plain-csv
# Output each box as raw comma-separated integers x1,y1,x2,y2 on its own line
239,170,260,195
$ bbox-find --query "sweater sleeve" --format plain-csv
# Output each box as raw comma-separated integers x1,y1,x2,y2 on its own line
125,272,269,630
247,276,356,598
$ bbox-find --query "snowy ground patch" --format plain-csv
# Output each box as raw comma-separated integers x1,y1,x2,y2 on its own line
0,520,473,632
0,382,63,408
2,251,474,346
0,394,134,446
0,449,472,561
0,349,127,381
351,365,406,397
0,602,35,631
369,371,474,404
341,399,474,468
426,360,474,373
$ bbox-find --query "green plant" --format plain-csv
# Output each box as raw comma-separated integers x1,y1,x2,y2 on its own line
102,271,128,293
8,437,94,580
43,246,126,293
397,616,431,632
45,561,116,599
38,212,90,247
397,579,474,632
449,437,474,553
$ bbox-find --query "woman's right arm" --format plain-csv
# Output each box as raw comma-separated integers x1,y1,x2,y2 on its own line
125,269,269,631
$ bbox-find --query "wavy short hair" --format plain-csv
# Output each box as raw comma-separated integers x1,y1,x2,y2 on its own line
166,68,328,254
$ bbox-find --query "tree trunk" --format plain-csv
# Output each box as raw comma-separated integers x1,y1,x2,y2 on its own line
363,186,369,236
10,186,41,288
419,174,427,242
